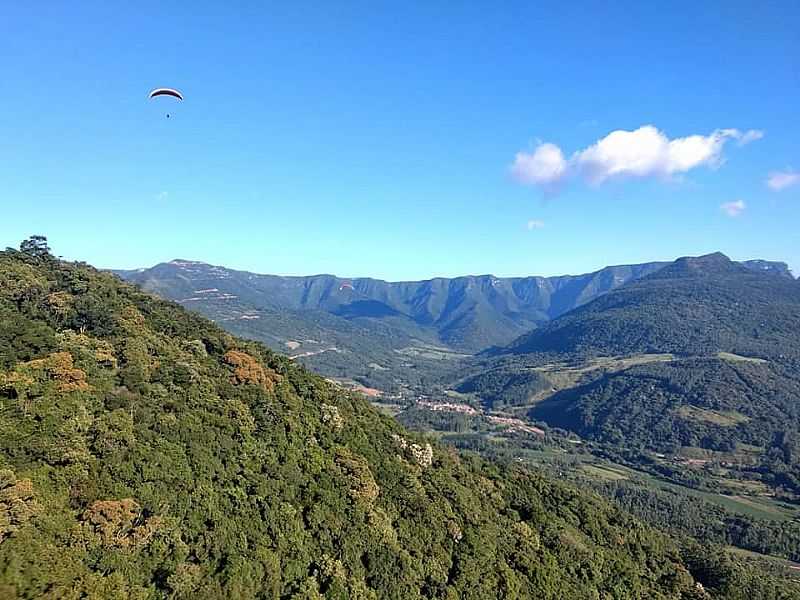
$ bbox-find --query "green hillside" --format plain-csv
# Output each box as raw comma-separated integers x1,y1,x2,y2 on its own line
506,253,800,360
0,239,751,599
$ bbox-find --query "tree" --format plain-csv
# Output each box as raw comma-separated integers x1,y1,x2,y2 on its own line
19,236,51,259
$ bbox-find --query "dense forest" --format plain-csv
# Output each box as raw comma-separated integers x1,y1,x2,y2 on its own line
455,365,550,409
505,253,800,361
440,427,800,565
528,357,800,492
6,239,786,598
594,479,800,562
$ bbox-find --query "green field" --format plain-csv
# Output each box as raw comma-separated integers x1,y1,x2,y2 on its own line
370,401,406,417
580,464,629,481
633,471,796,521
395,345,470,360
517,446,799,522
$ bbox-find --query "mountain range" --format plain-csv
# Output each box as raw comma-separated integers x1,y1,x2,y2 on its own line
114,255,792,353
113,256,793,402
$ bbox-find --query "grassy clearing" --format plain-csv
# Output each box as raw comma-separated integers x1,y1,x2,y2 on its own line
738,443,765,454
717,352,768,364
565,454,799,522
721,495,797,519
677,445,762,465
676,405,750,427
716,477,771,495
370,401,405,417
395,345,470,360
535,353,675,377
649,478,796,521
581,464,629,481
532,353,676,394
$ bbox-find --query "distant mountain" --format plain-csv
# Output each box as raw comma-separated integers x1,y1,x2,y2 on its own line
114,259,674,354
741,259,796,279
504,253,800,360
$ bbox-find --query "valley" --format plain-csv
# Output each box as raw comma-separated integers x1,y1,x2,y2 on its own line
6,241,763,599
117,253,800,582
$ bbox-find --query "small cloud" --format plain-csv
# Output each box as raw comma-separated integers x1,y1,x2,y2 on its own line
766,169,800,191
510,143,567,190
720,199,746,217
526,219,545,230
155,191,169,201
511,125,762,191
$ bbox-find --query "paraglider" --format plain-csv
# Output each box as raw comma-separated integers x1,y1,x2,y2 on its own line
149,88,183,118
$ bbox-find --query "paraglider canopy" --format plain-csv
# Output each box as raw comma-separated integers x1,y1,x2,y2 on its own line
149,88,183,101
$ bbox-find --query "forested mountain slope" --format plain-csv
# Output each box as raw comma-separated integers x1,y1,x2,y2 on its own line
472,254,800,495
0,241,741,599
505,253,800,360
114,256,793,395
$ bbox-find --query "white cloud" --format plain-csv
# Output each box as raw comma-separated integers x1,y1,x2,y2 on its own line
720,199,746,217
576,126,740,183
526,219,545,230
156,191,169,201
510,143,567,188
766,170,800,191
512,125,762,190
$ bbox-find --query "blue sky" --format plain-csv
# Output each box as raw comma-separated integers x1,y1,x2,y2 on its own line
1,1,798,279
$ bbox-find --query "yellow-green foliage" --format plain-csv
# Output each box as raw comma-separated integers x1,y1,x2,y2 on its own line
81,498,162,550
0,351,91,412
223,349,278,390
335,448,380,505
0,470,39,543
59,330,118,369
0,260,48,305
